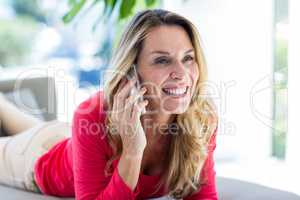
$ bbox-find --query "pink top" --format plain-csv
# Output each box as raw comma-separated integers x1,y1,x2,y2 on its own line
34,90,218,200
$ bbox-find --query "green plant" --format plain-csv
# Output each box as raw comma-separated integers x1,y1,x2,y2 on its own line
0,17,39,67
62,0,160,25
61,0,161,68
272,35,288,159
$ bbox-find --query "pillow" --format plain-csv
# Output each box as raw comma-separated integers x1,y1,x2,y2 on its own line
0,88,45,136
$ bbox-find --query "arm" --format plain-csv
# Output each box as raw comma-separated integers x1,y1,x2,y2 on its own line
184,126,218,200
72,102,141,200
118,151,143,191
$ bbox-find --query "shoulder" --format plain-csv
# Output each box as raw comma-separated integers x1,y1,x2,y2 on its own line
73,90,107,123
208,125,217,151
203,97,218,149
72,90,108,139
72,90,112,154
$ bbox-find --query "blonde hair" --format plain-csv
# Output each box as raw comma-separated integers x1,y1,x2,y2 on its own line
103,9,218,199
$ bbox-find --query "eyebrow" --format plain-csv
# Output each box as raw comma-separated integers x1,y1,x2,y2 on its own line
150,49,194,55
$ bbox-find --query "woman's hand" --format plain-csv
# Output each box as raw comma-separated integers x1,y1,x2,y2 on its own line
111,76,148,157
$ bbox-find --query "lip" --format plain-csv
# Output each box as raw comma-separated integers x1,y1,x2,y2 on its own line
162,86,189,98
162,81,189,88
162,85,189,90
166,92,187,98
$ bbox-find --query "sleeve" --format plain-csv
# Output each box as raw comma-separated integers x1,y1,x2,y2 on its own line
72,102,140,200
184,125,218,200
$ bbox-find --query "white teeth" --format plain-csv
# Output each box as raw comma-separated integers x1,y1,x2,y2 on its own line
162,87,187,95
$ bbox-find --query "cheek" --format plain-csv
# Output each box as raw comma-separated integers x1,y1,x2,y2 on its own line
190,64,199,84
140,71,163,92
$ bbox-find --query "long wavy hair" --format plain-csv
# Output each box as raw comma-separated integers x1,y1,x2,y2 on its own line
103,9,218,199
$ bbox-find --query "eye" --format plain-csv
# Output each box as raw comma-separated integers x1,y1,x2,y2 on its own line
183,55,194,63
154,57,171,65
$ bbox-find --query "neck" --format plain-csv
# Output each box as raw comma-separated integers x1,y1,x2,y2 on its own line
141,112,175,148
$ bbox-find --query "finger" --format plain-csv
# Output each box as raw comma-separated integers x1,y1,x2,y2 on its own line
114,76,132,113
115,77,127,94
115,78,137,115
128,86,147,106
118,77,137,100
131,99,149,121
114,78,128,114
125,87,147,119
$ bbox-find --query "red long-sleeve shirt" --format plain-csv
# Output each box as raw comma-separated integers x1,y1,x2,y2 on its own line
34,90,218,200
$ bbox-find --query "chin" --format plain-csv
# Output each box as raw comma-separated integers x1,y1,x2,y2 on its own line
163,102,190,114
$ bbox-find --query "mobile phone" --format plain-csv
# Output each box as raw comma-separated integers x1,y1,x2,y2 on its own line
127,64,146,114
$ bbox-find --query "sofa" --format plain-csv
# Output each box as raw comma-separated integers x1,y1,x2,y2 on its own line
0,76,299,200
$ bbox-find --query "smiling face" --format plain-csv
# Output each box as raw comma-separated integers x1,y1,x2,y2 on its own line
136,25,199,114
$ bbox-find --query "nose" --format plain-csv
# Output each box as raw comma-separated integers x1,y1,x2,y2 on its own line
170,61,187,80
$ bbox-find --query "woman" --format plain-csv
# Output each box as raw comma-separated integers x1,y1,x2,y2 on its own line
0,9,218,200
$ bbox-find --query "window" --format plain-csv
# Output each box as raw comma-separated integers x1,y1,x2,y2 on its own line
272,0,288,159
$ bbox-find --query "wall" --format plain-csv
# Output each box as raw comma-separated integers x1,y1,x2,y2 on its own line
163,0,274,161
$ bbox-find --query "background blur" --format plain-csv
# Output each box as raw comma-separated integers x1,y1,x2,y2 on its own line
0,0,299,196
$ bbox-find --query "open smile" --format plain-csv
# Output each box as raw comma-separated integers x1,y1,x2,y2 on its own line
162,86,189,98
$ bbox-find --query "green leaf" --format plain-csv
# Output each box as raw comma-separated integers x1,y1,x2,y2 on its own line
103,0,118,19
96,0,117,27
68,0,77,6
119,0,136,20
145,0,156,7
106,0,117,6
62,0,87,24
80,0,101,20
